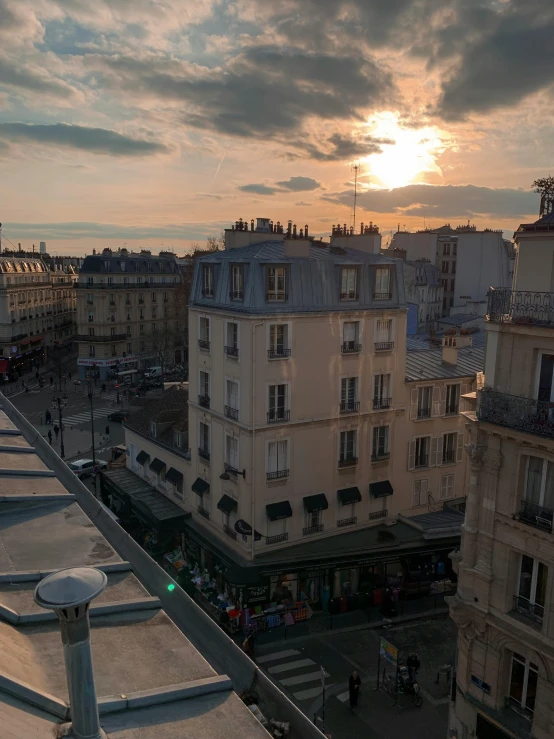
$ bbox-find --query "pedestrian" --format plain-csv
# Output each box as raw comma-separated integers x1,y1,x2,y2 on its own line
45,410,51,425
101,383,106,393
50,376,53,386
47,430,52,445
349,671,361,709
69,371,72,380
54,424,59,440
35,371,39,381
105,425,110,436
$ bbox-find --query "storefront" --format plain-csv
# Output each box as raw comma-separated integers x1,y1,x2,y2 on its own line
78,355,138,381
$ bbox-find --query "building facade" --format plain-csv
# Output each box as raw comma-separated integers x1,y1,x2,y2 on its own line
76,248,184,380
449,205,554,739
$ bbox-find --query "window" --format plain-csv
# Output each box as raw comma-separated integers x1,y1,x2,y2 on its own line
268,323,290,359
88,312,94,323
152,307,157,319
88,327,94,337
449,297,454,308
267,440,289,479
152,323,157,333
440,474,454,499
268,384,288,422
340,377,359,412
509,652,538,716
305,508,322,531
451,261,456,274
225,321,239,357
231,265,243,300
442,279,448,291
87,293,93,304
372,426,390,460
199,370,210,405
446,384,459,414
127,342,132,353
339,430,357,466
522,456,554,528
226,379,239,418
412,436,430,469
373,374,391,409
139,293,144,304
374,268,391,299
140,324,144,335
226,435,239,471
87,277,94,286
342,321,360,353
340,268,358,300
150,421,157,438
199,316,210,350
110,327,115,337
412,479,428,507
199,422,210,460
140,340,145,352
266,266,286,301
453,243,457,255
515,555,547,624
417,387,432,418
202,265,214,297
537,353,554,401
450,279,455,292
88,345,95,357
443,244,450,255
111,345,116,356
375,318,393,348
441,261,449,273
442,432,457,464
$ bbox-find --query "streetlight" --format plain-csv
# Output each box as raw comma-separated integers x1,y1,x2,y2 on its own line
52,395,67,458
115,383,120,405
87,382,96,470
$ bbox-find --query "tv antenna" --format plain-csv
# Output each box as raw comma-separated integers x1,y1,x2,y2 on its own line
351,162,359,232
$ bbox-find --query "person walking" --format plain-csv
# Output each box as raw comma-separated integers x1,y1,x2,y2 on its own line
50,375,53,387
53,424,59,440
105,424,110,436
47,430,52,445
35,371,39,381
45,409,51,425
348,671,361,710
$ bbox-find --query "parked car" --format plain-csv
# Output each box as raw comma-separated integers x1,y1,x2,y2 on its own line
68,458,107,479
144,366,163,379
108,411,128,423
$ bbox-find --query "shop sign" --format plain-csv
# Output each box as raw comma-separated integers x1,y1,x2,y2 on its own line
77,355,137,368
471,675,490,694
379,637,398,666
246,584,269,604
234,519,262,540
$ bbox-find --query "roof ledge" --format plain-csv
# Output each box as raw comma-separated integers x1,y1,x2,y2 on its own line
0,670,69,720
0,469,56,478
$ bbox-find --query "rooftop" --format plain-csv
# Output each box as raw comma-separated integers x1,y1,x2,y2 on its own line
80,250,178,275
405,344,484,382
0,397,316,738
123,384,189,453
437,313,482,326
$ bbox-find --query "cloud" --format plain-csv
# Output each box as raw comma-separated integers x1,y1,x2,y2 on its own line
238,183,281,196
2,220,228,241
295,201,312,207
0,122,168,156
0,54,78,99
324,184,538,219
276,176,320,192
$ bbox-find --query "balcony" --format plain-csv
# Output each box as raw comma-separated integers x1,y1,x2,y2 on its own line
512,594,544,624
514,499,553,532
415,455,429,469
201,289,214,298
341,341,361,354
267,409,290,424
266,532,288,545
224,345,239,358
340,401,360,414
267,348,291,360
197,505,210,520
223,524,237,540
224,405,239,420
340,292,359,301
373,397,392,410
369,509,388,520
198,394,210,409
371,452,390,462
487,287,554,326
266,292,287,302
303,524,324,535
198,447,210,461
338,456,358,468
229,290,243,301
267,469,289,481
373,292,392,300
374,341,394,351
417,407,431,419
198,339,210,351
443,451,456,464
478,388,554,440
337,516,357,527
75,334,126,342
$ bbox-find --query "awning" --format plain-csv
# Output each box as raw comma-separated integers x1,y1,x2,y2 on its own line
217,494,238,515
337,487,362,505
370,480,394,498
266,501,293,521
303,493,328,513
192,477,210,495
136,450,149,465
165,467,183,485
149,457,166,474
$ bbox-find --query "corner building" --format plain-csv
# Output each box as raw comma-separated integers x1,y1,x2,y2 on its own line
449,205,554,739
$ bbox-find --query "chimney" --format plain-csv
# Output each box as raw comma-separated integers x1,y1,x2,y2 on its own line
442,330,472,365
34,567,108,739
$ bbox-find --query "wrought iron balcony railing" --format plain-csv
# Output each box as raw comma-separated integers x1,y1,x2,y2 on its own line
514,498,553,532
374,341,394,351
369,509,388,520
266,532,288,545
338,456,358,468
373,396,392,410
373,292,392,300
341,342,362,354
198,394,210,409
229,289,243,301
371,451,390,462
417,406,431,419
303,524,324,535
267,409,290,423
478,388,554,439
197,505,210,519
512,594,544,624
339,292,359,301
198,339,210,351
337,516,357,527
198,447,210,461
224,345,239,357
267,469,289,480
267,348,291,359
487,287,554,326
340,401,360,414
224,405,239,420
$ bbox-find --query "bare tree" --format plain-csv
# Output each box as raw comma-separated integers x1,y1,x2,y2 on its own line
533,176,554,218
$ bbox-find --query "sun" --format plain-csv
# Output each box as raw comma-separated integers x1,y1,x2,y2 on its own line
362,112,446,189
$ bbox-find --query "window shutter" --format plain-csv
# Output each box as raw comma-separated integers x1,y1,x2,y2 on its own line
431,386,441,416
435,435,443,466
430,436,439,467
408,440,416,471
412,480,421,507
410,388,418,420
421,478,429,504
456,431,464,462
440,476,447,500
268,442,277,473
439,386,447,416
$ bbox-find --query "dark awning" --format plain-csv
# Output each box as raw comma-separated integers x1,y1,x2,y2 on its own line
370,480,394,498
303,493,328,513
136,450,149,465
192,477,210,495
217,494,238,515
149,457,166,474
337,487,362,505
266,501,293,521
166,467,183,485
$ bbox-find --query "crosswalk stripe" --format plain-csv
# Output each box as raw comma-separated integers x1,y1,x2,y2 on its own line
268,659,315,675
293,685,334,701
257,650,301,664
63,408,114,424
336,690,350,703
281,670,330,687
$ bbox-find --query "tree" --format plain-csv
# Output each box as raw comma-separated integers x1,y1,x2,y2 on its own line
532,176,554,217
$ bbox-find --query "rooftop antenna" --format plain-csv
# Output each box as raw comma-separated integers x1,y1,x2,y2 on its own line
351,162,359,232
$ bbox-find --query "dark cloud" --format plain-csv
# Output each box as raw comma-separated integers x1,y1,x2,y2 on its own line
436,0,554,119
275,176,320,191
0,122,168,156
0,54,76,98
2,220,227,241
324,184,538,219
238,183,281,196
301,132,392,162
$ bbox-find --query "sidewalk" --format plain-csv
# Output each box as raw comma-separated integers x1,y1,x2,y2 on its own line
36,425,108,461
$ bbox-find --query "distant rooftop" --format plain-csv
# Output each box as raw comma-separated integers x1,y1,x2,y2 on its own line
437,313,482,326
405,344,484,382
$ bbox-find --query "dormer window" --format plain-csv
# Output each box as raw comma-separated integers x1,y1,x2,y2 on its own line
266,266,286,301
230,265,243,301
374,268,391,299
340,268,358,300
150,421,157,438
173,430,182,448
202,265,214,297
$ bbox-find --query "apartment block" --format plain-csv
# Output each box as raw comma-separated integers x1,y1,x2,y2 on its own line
449,202,554,739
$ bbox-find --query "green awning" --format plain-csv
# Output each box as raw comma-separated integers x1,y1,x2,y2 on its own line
370,480,393,498
266,501,293,521
303,493,328,513
192,477,210,495
136,450,149,465
217,494,238,515
166,467,183,485
149,458,166,474
337,487,362,505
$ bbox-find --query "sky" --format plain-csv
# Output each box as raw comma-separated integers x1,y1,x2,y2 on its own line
0,0,553,255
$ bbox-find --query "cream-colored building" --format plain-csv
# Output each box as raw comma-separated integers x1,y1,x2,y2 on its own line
449,203,554,739
0,256,77,378
76,247,184,380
